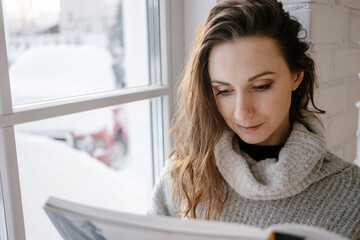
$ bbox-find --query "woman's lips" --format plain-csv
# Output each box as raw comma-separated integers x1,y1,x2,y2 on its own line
237,123,264,133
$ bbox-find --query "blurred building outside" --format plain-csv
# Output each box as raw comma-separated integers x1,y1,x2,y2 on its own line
4,0,125,87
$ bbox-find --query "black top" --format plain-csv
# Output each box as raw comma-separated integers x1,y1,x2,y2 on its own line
237,136,283,162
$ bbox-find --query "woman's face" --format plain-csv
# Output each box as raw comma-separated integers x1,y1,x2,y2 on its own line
208,36,303,146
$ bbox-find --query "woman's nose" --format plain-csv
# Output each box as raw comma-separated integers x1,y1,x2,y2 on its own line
233,94,254,124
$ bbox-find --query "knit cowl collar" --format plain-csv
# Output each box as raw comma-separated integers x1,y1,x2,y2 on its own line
214,115,347,200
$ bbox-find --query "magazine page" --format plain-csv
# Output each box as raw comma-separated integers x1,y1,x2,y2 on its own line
45,197,346,240
44,197,266,240
265,224,348,240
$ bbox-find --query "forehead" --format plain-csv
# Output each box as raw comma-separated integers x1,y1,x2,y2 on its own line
208,36,289,81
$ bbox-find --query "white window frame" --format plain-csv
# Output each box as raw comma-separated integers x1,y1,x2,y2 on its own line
0,0,179,239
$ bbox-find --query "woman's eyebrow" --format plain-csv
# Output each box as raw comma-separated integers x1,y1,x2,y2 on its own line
211,71,275,85
211,80,230,85
248,71,275,82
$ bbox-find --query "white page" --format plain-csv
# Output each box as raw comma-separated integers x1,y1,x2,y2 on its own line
45,197,266,240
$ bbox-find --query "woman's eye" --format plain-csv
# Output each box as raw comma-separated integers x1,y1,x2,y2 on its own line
216,89,231,96
254,84,271,91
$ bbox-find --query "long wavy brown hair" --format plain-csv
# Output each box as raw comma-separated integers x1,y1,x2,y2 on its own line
168,0,325,219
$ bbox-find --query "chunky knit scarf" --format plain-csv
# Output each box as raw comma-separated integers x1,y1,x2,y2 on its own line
214,115,347,200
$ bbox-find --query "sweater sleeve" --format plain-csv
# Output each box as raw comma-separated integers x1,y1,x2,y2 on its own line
147,167,180,217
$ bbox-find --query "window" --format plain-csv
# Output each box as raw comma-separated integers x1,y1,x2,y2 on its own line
0,0,172,239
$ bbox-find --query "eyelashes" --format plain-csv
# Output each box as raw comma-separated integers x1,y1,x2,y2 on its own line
254,84,272,90
215,84,272,96
215,89,231,96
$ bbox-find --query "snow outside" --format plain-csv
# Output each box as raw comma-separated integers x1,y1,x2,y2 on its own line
1,0,155,239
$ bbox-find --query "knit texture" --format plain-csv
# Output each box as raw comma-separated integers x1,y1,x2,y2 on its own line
147,116,360,240
214,115,346,200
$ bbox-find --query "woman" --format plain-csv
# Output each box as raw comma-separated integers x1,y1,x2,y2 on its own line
148,0,360,239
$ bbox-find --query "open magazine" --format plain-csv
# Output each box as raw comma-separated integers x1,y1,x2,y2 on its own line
44,197,347,240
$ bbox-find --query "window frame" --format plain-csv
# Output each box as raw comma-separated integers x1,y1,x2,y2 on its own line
0,0,175,239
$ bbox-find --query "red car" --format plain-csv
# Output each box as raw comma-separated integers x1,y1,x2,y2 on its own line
71,107,128,168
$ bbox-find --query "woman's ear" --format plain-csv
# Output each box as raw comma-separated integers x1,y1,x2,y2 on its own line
292,71,304,91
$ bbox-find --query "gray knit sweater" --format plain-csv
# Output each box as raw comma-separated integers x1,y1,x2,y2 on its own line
147,116,360,240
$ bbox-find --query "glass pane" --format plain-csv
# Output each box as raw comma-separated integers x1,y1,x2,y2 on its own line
3,0,150,105
15,99,154,239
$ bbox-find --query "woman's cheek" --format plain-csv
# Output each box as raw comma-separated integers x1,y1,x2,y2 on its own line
215,99,226,117
216,99,233,120
269,88,291,109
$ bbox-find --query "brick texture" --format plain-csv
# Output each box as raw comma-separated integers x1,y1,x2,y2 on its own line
317,84,348,116
350,10,360,43
311,47,333,83
343,0,360,10
348,77,360,108
284,1,360,163
326,110,358,149
308,6,349,44
333,49,360,79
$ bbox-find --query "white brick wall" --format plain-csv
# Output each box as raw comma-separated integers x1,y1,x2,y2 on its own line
333,49,360,79
343,0,360,10
350,10,360,42
282,0,360,163
316,83,348,116
309,6,349,44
